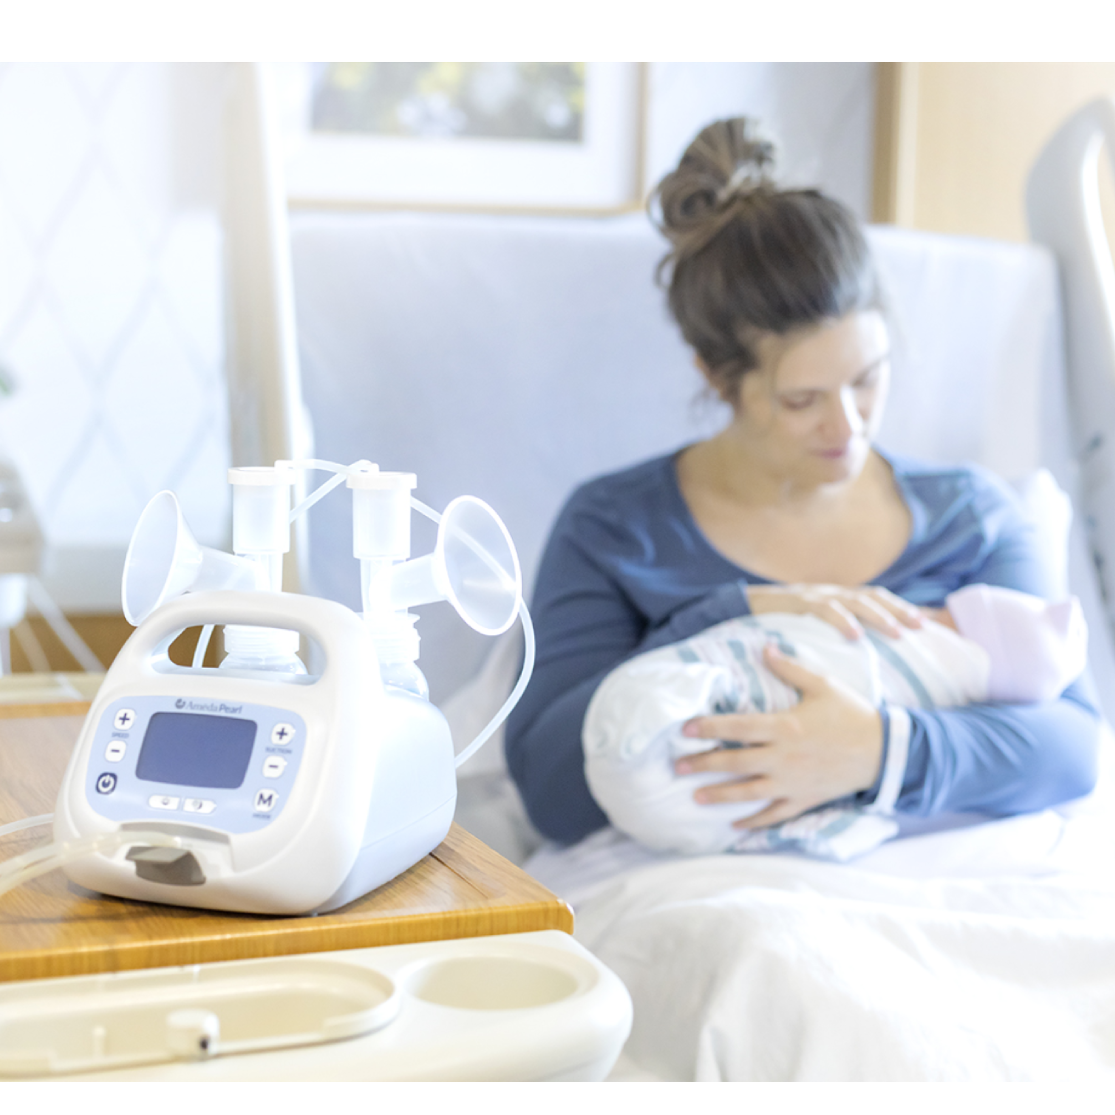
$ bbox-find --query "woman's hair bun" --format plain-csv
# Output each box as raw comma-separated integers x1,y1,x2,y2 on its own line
649,115,880,403
651,118,777,254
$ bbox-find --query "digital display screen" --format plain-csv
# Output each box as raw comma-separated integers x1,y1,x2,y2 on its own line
136,712,256,789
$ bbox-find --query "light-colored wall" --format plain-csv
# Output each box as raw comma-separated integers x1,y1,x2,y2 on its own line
874,62,1115,247
0,62,876,611
646,63,875,220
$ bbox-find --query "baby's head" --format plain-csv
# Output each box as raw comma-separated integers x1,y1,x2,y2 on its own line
945,584,1088,703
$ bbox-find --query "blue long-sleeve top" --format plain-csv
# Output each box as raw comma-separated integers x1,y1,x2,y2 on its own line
505,450,1101,845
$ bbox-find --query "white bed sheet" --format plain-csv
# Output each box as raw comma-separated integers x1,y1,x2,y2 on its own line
526,738,1115,1082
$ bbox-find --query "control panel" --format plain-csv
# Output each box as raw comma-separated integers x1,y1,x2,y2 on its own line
85,695,307,834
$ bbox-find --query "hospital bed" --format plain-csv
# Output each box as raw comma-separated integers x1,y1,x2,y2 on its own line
283,98,1115,1080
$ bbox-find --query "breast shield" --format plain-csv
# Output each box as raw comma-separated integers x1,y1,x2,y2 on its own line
385,496,522,636
122,491,258,626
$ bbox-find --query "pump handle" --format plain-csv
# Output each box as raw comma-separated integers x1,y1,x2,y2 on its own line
111,590,371,681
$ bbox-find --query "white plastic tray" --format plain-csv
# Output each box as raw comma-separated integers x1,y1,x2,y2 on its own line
0,931,632,1081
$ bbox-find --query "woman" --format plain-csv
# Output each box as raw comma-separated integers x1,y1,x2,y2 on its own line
505,117,1099,847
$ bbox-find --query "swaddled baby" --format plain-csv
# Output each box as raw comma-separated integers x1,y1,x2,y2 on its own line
583,585,1088,861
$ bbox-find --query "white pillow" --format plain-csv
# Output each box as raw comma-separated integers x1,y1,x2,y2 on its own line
1010,467,1072,598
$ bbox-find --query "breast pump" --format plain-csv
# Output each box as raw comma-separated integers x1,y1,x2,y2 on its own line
0,459,532,916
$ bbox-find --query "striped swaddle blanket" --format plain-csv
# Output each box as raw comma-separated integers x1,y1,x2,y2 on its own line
583,613,990,860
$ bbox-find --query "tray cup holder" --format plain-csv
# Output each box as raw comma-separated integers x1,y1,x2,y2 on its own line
406,956,582,1011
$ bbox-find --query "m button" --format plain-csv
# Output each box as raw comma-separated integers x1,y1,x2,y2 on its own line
253,788,279,814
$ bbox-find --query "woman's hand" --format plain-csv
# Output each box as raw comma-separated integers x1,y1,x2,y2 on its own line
675,645,884,829
746,582,924,641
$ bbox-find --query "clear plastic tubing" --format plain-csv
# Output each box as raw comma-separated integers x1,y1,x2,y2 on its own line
0,829,183,902
0,813,53,840
409,497,535,770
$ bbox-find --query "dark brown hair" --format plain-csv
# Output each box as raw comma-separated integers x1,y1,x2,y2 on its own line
651,118,882,403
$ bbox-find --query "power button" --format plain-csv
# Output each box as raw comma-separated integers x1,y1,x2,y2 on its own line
95,772,117,795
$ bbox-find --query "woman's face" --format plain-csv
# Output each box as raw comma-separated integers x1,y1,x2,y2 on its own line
731,310,891,489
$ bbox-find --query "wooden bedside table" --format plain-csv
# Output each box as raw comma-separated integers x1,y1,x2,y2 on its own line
0,685,571,983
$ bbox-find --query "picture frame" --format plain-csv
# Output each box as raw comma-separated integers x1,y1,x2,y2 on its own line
271,62,646,214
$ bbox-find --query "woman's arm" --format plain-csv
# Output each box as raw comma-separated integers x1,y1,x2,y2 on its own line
677,671,1100,824
507,670,615,843
507,459,823,843
507,553,928,841
512,463,1102,840
505,495,649,844
682,467,1103,821
887,470,1102,814
891,681,1099,815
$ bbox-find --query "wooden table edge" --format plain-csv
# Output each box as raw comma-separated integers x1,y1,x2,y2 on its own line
0,897,574,983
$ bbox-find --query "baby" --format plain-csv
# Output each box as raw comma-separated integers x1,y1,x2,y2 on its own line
583,585,1088,861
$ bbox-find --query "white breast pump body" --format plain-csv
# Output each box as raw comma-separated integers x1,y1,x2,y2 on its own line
49,460,526,916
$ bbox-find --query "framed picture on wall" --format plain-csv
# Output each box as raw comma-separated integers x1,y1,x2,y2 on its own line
271,62,646,213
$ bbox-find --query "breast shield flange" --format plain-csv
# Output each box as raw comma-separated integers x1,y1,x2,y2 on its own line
384,496,523,637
